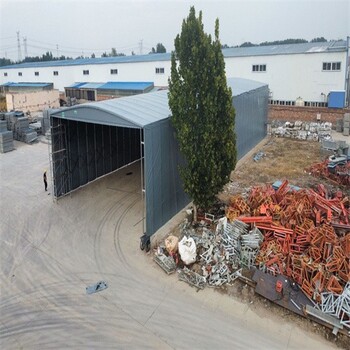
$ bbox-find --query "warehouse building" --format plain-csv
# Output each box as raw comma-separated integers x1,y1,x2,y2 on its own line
65,81,155,101
0,40,348,106
49,78,268,238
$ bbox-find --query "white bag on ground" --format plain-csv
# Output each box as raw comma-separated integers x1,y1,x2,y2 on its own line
178,236,197,265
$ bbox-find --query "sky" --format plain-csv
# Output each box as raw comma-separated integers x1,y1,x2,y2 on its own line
0,0,349,60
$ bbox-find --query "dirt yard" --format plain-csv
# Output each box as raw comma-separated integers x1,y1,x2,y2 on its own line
221,136,349,200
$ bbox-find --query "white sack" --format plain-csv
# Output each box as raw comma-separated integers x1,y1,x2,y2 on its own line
178,236,197,265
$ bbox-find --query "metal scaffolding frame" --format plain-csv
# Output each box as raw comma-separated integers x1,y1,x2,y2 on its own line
49,121,72,198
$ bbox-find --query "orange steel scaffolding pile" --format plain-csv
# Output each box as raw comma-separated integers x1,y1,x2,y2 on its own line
308,159,350,186
226,180,350,307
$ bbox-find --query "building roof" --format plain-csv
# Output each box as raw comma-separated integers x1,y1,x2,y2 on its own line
67,81,154,91
227,78,267,96
1,82,53,88
99,81,153,91
51,89,170,128
1,41,346,70
0,53,170,70
222,40,347,58
51,77,267,128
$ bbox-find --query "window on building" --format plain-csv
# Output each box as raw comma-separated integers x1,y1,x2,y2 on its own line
53,71,59,76
18,72,22,76
252,64,266,72
110,69,118,75
332,62,341,70
83,70,89,75
35,72,39,76
322,62,341,71
155,67,165,74
4,72,7,77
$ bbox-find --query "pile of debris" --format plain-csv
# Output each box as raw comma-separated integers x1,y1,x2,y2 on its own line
307,139,350,186
268,120,332,141
154,180,349,333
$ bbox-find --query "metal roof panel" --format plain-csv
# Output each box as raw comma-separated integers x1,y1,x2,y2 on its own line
1,41,346,70
98,81,154,90
51,78,267,128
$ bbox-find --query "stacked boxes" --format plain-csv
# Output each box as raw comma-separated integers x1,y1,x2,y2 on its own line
0,120,14,153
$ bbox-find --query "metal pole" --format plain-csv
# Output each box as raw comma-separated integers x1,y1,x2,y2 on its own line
140,128,145,234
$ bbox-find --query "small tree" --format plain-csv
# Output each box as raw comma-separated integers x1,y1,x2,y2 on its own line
168,7,236,211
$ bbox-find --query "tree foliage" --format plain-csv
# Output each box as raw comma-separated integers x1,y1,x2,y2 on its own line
168,7,236,210
260,38,307,46
150,43,167,54
0,51,73,66
311,37,327,42
101,48,125,57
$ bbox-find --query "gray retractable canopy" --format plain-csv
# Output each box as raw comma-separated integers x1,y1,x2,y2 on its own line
50,78,268,237
50,90,188,237
52,90,171,128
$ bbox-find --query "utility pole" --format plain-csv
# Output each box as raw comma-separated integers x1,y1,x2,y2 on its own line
17,31,22,61
23,37,28,58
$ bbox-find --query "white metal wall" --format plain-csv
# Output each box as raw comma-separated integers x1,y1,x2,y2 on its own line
225,52,346,101
0,51,346,102
0,60,171,91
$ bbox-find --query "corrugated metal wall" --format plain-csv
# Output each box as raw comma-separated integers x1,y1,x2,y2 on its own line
234,85,269,159
144,119,189,236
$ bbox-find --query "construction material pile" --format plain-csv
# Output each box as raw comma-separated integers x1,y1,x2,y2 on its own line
308,156,350,187
307,139,350,186
14,117,37,143
0,120,14,153
268,121,332,141
155,180,349,329
233,181,349,292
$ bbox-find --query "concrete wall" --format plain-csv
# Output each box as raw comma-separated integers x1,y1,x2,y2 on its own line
268,105,350,124
6,89,60,113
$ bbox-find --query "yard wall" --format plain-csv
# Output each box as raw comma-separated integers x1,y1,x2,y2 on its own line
268,106,350,124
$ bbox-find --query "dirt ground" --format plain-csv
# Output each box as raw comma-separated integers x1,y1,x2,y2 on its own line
222,136,349,200
168,136,350,348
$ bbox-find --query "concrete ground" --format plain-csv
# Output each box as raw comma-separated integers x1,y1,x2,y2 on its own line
0,139,338,349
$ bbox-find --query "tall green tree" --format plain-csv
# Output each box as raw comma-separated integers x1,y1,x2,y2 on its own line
168,6,236,210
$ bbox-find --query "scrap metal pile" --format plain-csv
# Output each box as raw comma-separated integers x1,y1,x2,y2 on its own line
307,139,350,186
308,158,350,186
155,180,350,330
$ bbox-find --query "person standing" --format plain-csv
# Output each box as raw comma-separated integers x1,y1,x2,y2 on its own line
43,171,48,191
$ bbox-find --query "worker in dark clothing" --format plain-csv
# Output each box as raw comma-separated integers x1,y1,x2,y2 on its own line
43,171,48,191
